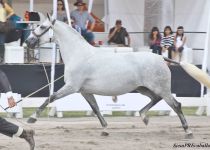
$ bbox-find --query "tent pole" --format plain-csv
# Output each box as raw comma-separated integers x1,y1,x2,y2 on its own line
48,0,58,117
50,0,58,96
196,5,210,116
30,0,34,11
104,0,109,32
88,0,94,13
53,0,57,18
63,0,71,26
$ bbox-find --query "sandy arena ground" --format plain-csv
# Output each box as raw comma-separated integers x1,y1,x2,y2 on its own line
0,116,209,150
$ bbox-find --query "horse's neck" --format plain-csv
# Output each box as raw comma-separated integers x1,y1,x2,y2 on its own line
54,21,95,65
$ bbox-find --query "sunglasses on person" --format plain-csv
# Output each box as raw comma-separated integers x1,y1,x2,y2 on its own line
57,3,63,6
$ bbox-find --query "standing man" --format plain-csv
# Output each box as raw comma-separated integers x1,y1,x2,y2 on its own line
71,0,95,45
0,70,35,150
108,20,131,47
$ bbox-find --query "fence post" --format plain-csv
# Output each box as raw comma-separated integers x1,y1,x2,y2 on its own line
207,89,210,116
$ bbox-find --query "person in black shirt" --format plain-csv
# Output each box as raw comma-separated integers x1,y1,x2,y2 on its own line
108,20,130,47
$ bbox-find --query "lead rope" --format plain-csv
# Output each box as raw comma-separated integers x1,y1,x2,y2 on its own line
41,63,51,120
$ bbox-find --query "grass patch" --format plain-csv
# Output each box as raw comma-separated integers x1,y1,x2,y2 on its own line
0,107,204,118
182,107,198,115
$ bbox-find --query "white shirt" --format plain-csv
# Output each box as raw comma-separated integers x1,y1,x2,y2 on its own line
176,36,186,48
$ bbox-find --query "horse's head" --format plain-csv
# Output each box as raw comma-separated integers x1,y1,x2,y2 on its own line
25,14,56,49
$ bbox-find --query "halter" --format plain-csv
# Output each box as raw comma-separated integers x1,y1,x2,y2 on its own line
32,19,56,38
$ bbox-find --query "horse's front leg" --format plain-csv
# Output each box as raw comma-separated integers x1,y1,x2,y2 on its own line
27,84,76,123
81,93,109,136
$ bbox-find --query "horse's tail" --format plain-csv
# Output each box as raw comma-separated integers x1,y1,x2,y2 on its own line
163,57,210,88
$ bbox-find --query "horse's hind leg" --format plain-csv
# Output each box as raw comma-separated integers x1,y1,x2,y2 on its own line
136,87,162,125
81,93,109,136
27,84,76,123
163,94,193,138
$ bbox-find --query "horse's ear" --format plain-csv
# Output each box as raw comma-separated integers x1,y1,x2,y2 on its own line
47,13,51,20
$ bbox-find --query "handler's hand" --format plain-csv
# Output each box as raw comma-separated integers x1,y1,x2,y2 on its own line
7,97,16,108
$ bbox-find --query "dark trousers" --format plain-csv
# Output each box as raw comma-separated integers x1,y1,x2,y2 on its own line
167,46,175,59
162,46,175,59
150,45,162,55
178,46,184,52
0,69,12,93
0,44,5,63
0,69,18,137
0,117,19,137
0,33,5,63
81,29,94,44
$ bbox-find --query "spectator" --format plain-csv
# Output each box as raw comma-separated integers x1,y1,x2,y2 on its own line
108,20,131,47
149,27,162,55
0,0,14,62
174,26,187,62
161,26,175,59
71,0,95,45
57,0,81,34
0,70,35,150
57,0,67,23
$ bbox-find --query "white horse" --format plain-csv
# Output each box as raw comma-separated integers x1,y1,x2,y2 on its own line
25,15,210,138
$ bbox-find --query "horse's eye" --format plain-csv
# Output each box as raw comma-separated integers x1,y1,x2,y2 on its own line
40,25,47,30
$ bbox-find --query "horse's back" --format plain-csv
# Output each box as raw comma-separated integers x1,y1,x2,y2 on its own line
94,51,166,70
89,51,169,77
81,51,171,96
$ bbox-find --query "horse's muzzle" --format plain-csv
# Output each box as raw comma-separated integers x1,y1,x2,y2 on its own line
25,37,39,49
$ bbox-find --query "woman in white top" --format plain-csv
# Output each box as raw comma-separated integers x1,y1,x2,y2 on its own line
174,26,187,62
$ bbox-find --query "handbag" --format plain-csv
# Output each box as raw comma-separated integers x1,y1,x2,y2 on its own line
0,20,15,33
5,29,22,43
29,12,40,21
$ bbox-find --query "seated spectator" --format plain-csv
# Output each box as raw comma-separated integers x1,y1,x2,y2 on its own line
71,0,95,45
108,20,131,47
161,26,175,59
174,26,187,62
149,27,162,55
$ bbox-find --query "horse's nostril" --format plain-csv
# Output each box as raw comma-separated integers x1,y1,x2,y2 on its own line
25,39,32,48
25,39,29,45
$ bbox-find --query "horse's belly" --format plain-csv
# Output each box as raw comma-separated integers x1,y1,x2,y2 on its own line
82,79,138,96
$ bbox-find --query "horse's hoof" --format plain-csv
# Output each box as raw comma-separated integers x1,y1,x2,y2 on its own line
27,117,37,124
141,116,149,125
101,131,109,136
185,132,194,139
140,113,149,125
